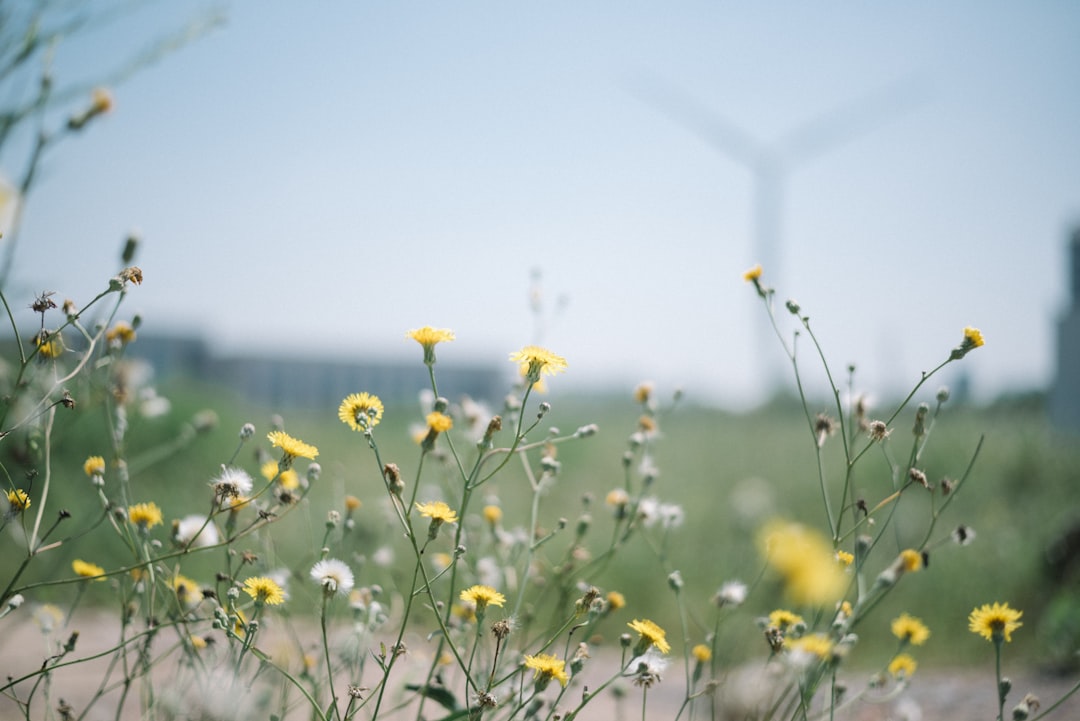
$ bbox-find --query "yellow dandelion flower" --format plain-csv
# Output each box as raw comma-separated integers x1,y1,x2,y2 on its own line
968,602,1023,643
416,501,458,524
83,455,106,477
742,264,763,282
524,653,570,688
482,505,502,524
345,495,362,512
189,634,208,650
35,333,63,359
835,550,854,566
891,613,930,646
759,520,847,606
267,430,318,464
260,460,278,481
243,576,285,606
963,326,984,348
277,468,300,490
889,653,917,678
788,633,833,660
768,609,805,631
509,345,567,383
692,644,712,663
628,618,671,654
129,502,163,529
72,559,106,581
7,488,31,512
606,591,626,611
106,321,136,345
426,411,453,433
459,585,506,612
407,326,455,365
899,549,923,573
338,392,384,431
172,574,201,606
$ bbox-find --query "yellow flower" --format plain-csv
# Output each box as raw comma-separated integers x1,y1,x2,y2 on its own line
899,549,923,573
35,333,63,359
768,609,805,631
407,326,455,365
72,559,106,581
106,321,136,345
129,502,163,529
742,264,763,282
7,488,31,513
606,591,626,611
969,602,1023,643
633,381,654,404
172,574,201,606
482,505,502,525
338,392,384,431
524,653,570,688
243,576,285,606
628,618,671,654
267,430,318,465
345,495,362,512
260,460,278,481
788,633,833,660
277,468,300,490
416,500,458,524
459,585,506,612
835,550,854,566
83,455,106,477
891,613,930,646
509,345,567,383
692,644,712,663
426,411,453,433
189,634,208,650
759,520,847,606
889,653,917,678
963,326,984,348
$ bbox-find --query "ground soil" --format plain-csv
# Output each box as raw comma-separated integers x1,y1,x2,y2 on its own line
2,610,1077,721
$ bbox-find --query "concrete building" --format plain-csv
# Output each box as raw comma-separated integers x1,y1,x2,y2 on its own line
1050,227,1080,430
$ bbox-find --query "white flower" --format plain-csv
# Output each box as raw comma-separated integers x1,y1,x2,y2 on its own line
658,502,684,529
715,580,748,607
174,515,219,548
210,466,253,499
311,558,355,596
629,649,669,688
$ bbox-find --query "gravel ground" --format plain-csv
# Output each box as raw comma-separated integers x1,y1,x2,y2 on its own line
2,610,1077,721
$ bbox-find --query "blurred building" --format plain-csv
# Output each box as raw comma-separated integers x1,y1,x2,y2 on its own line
1050,227,1080,430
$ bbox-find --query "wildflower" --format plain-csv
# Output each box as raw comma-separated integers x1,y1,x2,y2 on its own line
72,559,106,581
460,585,506,613
524,653,569,690
173,515,219,548
814,413,838,447
759,520,847,606
743,264,763,282
629,648,669,688
34,333,63,359
768,610,805,632
277,468,300,490
7,489,30,513
426,411,453,433
900,549,923,573
787,633,834,662
210,466,254,500
950,326,985,360
243,576,285,606
634,382,654,404
606,488,629,509
106,321,137,345
889,653,917,679
172,574,201,607
509,345,567,383
267,430,318,468
406,326,455,365
129,502,163,529
482,505,502,525
606,590,626,611
628,618,671,655
714,580,748,607
692,644,712,663
345,495,362,512
416,500,458,527
968,602,1023,643
83,456,106,477
836,550,854,566
952,524,976,545
338,392,384,431
1012,693,1041,721
310,559,355,597
891,613,930,646
868,420,891,442
189,634,208,651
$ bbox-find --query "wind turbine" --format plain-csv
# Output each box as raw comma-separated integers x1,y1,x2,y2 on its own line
631,74,930,394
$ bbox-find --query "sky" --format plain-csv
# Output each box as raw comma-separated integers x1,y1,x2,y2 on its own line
4,1,1080,409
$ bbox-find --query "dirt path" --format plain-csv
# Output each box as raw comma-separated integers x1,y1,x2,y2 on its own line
2,610,1077,720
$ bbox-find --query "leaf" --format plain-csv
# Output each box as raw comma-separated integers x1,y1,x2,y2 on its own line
404,683,460,712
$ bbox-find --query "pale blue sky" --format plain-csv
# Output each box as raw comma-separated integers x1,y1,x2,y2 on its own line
7,1,1080,407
